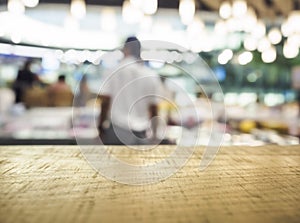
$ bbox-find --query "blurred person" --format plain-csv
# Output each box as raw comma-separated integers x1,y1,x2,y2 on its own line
13,60,39,103
98,36,163,145
74,75,91,107
0,87,15,115
159,76,177,125
47,74,73,107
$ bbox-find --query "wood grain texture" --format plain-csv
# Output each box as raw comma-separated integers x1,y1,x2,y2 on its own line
0,145,300,223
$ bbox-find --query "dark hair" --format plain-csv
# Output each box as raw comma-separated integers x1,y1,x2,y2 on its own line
58,75,66,82
24,59,33,70
124,36,141,59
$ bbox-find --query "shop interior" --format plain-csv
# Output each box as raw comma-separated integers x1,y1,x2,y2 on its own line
0,0,300,146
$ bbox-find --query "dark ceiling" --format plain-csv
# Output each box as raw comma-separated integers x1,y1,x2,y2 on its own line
0,0,179,8
1,0,300,17
0,0,214,11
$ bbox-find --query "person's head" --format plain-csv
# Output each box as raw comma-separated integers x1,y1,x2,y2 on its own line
58,75,66,82
123,36,141,59
23,59,33,70
160,76,167,84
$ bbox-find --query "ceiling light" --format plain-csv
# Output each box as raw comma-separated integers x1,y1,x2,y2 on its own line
22,0,39,8
281,20,293,37
122,0,143,24
243,7,257,33
219,1,231,19
130,0,142,8
11,33,22,44
283,41,299,59
218,49,233,65
238,51,253,65
70,0,86,20
243,36,258,51
179,0,195,25
223,49,233,60
8,0,25,14
226,17,242,32
218,54,228,65
251,20,266,39
141,0,158,15
287,34,300,48
261,46,276,63
287,10,300,34
214,20,228,35
268,28,282,45
187,16,205,36
232,0,247,18
257,37,271,53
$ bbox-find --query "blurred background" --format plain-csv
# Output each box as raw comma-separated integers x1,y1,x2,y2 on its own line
0,0,300,145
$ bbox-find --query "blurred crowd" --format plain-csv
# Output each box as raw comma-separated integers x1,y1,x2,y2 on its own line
0,59,92,110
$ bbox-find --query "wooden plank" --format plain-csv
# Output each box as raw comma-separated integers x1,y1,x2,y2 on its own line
0,145,300,223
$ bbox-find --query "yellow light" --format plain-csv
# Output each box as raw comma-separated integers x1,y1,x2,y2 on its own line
287,34,300,48
122,0,143,24
238,51,253,65
218,49,233,65
232,0,247,18
22,0,39,7
8,0,25,14
130,0,142,8
70,0,86,20
179,0,195,25
281,20,292,37
141,0,158,15
243,36,257,51
243,7,257,33
214,20,228,35
261,46,276,63
287,11,300,33
11,33,22,44
187,16,205,36
251,20,266,39
218,54,228,65
219,1,231,19
257,37,271,53
268,28,282,45
283,41,299,59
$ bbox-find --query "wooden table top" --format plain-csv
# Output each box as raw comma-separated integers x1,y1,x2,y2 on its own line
0,145,299,223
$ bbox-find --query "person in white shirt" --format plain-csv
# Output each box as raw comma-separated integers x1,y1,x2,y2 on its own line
98,36,163,145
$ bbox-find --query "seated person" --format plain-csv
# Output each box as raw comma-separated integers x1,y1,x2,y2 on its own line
47,75,73,107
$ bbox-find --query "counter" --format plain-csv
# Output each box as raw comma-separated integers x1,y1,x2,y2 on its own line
0,145,299,223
